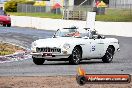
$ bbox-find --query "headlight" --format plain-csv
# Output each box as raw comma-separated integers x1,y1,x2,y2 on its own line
32,42,37,47
63,43,70,50
31,42,37,52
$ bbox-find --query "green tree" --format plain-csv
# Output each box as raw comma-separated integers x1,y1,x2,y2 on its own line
4,0,35,12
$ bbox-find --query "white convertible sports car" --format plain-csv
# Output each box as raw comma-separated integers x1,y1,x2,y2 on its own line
31,27,120,65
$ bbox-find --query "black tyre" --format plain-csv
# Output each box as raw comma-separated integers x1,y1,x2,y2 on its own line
7,24,11,27
76,76,87,86
102,46,114,63
69,47,82,65
32,57,45,65
3,24,6,27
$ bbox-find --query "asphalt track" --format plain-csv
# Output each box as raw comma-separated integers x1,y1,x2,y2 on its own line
0,26,132,76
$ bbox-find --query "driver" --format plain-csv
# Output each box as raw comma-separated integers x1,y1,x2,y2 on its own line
66,31,80,37
73,31,80,37
66,29,80,37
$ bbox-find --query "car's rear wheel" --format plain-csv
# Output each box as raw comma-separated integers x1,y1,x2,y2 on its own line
32,57,45,65
69,47,82,65
102,46,114,63
7,24,11,27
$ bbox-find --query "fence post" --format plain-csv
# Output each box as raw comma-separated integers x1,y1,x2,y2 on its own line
130,4,132,16
26,4,27,13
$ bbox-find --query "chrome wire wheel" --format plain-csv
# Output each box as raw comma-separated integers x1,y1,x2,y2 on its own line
69,47,82,65
102,46,114,63
106,48,113,61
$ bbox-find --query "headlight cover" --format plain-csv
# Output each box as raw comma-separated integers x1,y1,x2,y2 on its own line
63,43,70,50
32,42,37,47
31,42,37,49
31,42,37,52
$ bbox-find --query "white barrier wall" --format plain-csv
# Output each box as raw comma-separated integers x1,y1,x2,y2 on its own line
11,16,132,37
95,22,132,37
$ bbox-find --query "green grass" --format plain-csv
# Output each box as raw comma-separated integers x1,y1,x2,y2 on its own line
0,51,13,56
0,42,24,56
7,8,132,22
96,8,132,22
7,12,63,19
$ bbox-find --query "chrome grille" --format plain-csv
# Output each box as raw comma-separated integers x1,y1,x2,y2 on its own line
36,47,61,53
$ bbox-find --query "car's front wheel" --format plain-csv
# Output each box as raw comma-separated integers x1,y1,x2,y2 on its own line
3,24,6,27
32,57,45,65
69,47,82,65
102,46,114,63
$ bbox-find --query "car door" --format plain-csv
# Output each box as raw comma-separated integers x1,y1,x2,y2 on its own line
88,38,104,58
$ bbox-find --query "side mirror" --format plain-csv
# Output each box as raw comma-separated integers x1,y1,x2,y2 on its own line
102,36,105,39
97,35,105,39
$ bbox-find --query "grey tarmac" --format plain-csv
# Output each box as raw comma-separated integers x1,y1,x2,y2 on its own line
0,26,132,76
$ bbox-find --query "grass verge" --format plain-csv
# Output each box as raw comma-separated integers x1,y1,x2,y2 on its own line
7,12,62,19
0,42,24,56
7,8,132,22
96,8,132,22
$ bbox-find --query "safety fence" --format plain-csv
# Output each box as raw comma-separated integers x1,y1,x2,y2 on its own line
17,4,132,21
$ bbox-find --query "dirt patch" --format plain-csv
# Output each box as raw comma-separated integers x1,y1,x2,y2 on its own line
0,76,131,88
0,42,24,56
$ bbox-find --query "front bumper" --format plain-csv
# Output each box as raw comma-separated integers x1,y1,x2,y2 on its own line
0,20,11,24
31,52,70,59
